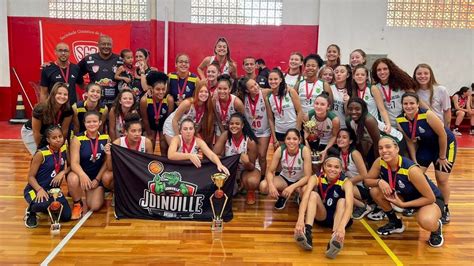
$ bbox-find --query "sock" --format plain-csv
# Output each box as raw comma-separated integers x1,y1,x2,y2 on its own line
305,224,313,232
444,204,449,212
385,210,400,223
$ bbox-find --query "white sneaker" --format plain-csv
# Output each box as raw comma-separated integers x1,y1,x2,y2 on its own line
470,129,474,135
453,128,462,136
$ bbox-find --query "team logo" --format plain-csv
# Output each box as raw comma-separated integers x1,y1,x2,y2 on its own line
333,190,339,198
398,179,405,189
72,41,99,62
139,161,204,219
418,127,426,134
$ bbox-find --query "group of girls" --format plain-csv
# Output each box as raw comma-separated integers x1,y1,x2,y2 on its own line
23,39,458,259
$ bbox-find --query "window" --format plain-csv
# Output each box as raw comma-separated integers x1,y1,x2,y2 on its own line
386,0,473,29
191,0,283,26
49,0,149,21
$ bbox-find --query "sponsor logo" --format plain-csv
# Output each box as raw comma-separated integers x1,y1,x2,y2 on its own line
72,41,99,62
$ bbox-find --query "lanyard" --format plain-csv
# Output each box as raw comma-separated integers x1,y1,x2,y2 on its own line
305,81,315,100
87,133,100,162
194,103,205,124
341,151,349,171
182,136,195,154
178,76,189,99
318,175,339,202
219,96,232,123
56,61,70,84
54,110,62,126
247,93,259,118
49,146,62,174
387,157,401,190
273,94,283,115
153,98,163,124
407,112,419,140
357,86,366,99
381,85,392,104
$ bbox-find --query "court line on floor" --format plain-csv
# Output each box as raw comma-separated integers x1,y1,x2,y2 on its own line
360,219,403,266
40,210,93,266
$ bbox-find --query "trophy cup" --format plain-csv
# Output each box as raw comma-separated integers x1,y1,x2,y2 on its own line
304,119,318,142
311,151,323,165
47,188,64,234
210,173,229,232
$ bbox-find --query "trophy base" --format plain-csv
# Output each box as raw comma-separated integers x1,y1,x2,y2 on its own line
50,223,61,235
211,218,223,232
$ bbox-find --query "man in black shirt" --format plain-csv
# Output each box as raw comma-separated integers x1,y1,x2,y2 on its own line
242,56,269,88
40,42,84,104
78,35,122,106
256,58,270,80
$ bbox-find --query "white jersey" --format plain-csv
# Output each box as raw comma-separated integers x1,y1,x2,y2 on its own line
297,79,325,114
224,136,248,156
308,111,337,145
417,85,451,123
330,84,347,129
119,136,147,153
356,85,380,120
376,84,404,128
177,136,200,154
163,103,198,137
285,73,303,89
280,144,305,183
215,94,237,126
244,90,270,137
268,91,298,134
340,151,358,178
349,119,403,145
209,56,231,75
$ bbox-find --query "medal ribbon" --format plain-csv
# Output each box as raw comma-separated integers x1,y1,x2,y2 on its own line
387,157,401,190
407,112,418,140
56,61,70,84
285,149,298,179
248,93,259,118
125,136,142,151
182,136,195,154
273,94,283,116
49,146,62,174
153,98,163,124
318,175,339,202
87,133,100,162
219,96,232,124
178,76,189,100
381,85,392,104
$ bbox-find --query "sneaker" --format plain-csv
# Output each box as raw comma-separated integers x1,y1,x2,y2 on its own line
24,208,38,228
391,203,404,213
367,207,386,221
377,219,405,236
246,191,256,205
274,196,289,210
429,220,444,247
441,206,450,224
71,203,83,220
325,234,343,259
352,204,373,220
402,208,416,217
295,227,313,251
453,128,462,136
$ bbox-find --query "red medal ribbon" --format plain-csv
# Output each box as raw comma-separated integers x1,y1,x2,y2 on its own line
182,136,195,154
56,61,70,84
318,175,339,202
247,93,259,118
305,81,315,100
285,149,298,179
178,76,189,100
125,136,142,151
273,94,283,116
381,85,392,104
54,110,62,126
208,80,217,95
357,86,366,99
87,133,100,162
341,151,349,171
387,157,401,190
407,112,418,140
49,146,62,174
153,98,163,124
232,134,244,151
219,57,227,73
194,103,205,124
219,96,232,124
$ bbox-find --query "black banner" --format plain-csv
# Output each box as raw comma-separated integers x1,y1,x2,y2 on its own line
111,144,239,221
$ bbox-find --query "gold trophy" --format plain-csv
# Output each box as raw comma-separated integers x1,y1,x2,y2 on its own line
311,151,323,165
210,173,229,232
47,188,64,234
304,119,318,141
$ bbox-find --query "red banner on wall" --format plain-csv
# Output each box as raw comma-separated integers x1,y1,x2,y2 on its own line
41,20,132,64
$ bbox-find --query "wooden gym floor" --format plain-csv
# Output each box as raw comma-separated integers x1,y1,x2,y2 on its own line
0,139,473,265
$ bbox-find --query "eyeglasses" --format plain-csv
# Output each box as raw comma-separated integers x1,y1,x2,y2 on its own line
56,49,70,54
177,60,189,64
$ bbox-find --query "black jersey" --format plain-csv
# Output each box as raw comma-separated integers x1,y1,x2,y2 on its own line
40,62,84,104
78,53,123,105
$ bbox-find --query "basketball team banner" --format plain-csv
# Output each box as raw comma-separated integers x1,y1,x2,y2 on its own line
111,144,239,221
41,20,132,64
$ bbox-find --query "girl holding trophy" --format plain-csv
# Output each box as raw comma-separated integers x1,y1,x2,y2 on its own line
24,125,71,229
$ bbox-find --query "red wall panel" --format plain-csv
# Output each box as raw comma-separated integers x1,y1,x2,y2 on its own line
1,17,317,121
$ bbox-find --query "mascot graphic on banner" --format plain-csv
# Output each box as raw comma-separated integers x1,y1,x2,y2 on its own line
139,161,205,219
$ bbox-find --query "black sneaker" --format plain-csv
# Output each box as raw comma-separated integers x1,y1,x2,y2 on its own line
367,207,386,221
441,206,450,224
352,204,373,220
274,196,288,210
402,208,416,217
429,220,444,247
377,219,405,236
24,208,38,228
295,227,313,251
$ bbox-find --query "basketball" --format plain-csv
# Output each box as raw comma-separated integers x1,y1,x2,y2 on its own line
148,161,163,175
49,201,61,212
214,190,224,199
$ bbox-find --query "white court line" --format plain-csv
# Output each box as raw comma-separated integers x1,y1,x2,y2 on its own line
41,210,93,266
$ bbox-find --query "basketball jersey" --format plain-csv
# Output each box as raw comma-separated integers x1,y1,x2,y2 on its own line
209,56,231,75
168,72,198,103
163,102,201,137
349,118,403,144
356,85,379,120
268,91,298,133
119,136,147,153
297,79,325,114
379,156,442,201
285,73,303,89
24,144,68,192
376,83,404,127
280,144,305,183
396,108,455,147
215,94,237,126
307,110,337,145
74,100,107,133
317,174,346,209
244,91,270,137
177,136,200,154
330,84,347,129
224,136,249,156
340,151,359,180
457,95,467,109
146,96,170,131
77,132,109,179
